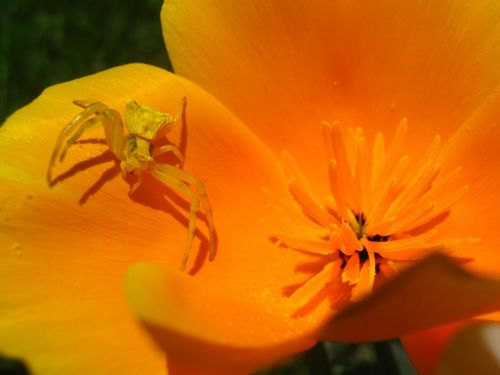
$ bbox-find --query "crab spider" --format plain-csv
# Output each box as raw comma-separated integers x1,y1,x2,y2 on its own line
47,98,215,271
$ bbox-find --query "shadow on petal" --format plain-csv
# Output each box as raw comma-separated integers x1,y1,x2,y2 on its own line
320,254,500,342
124,262,316,373
437,323,500,375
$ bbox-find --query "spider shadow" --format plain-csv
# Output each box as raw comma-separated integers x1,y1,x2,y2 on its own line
49,140,121,205
128,172,218,275
50,147,217,274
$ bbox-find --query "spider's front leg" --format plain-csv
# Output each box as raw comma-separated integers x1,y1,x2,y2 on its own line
47,100,107,183
151,163,215,270
47,100,127,184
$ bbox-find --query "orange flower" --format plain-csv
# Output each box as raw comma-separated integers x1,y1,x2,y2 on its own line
1,1,500,374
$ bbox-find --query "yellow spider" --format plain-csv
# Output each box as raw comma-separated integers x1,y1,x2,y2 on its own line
46,98,215,270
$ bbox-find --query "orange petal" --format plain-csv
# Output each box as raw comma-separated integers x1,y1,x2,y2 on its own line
437,323,500,375
436,87,500,275
163,0,500,193
401,311,500,375
0,64,317,373
317,254,500,342
341,253,360,285
125,262,316,372
351,260,371,302
401,321,470,375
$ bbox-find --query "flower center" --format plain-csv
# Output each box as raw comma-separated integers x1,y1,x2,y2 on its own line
273,120,479,304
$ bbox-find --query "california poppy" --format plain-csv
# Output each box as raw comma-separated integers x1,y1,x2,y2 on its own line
1,1,500,375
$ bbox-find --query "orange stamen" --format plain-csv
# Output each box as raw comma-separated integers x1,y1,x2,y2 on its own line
341,254,360,285
340,222,363,255
288,180,336,227
355,127,368,213
288,261,338,305
328,159,348,218
273,235,336,255
274,119,475,307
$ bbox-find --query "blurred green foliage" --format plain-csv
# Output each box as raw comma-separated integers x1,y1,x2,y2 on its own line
0,0,171,123
0,353,29,375
256,341,416,375
0,1,418,374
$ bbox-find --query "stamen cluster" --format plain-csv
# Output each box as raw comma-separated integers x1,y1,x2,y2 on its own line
274,120,476,303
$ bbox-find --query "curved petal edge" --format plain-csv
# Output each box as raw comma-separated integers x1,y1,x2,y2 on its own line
319,254,500,342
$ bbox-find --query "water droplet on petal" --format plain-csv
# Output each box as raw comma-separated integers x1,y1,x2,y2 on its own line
10,243,22,257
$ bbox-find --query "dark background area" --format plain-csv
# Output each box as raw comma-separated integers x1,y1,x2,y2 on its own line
0,1,417,374
0,0,170,124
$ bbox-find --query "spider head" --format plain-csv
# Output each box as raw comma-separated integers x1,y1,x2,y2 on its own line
124,99,173,141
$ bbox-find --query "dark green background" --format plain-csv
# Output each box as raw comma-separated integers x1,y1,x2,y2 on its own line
1,0,170,124
0,1,417,374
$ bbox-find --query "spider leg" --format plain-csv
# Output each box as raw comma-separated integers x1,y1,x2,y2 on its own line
100,109,126,160
59,117,101,162
154,97,187,141
59,108,126,163
47,101,108,183
73,99,102,108
152,163,215,270
153,144,185,168
152,166,201,270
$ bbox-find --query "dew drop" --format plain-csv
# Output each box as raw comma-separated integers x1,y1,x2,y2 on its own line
10,243,22,257
25,194,33,200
